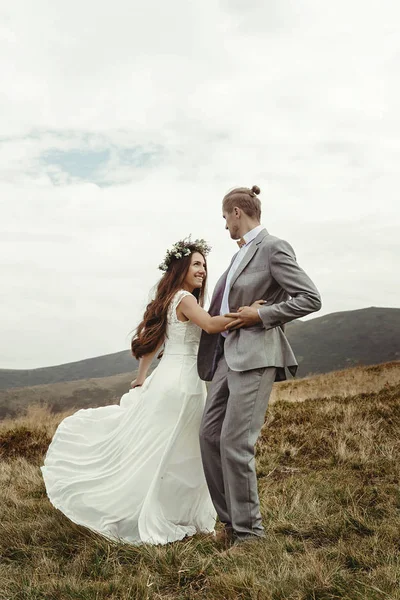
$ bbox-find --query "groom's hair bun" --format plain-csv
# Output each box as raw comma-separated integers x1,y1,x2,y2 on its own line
223,185,262,220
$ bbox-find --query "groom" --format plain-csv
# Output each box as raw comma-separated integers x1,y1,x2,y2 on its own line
197,185,321,546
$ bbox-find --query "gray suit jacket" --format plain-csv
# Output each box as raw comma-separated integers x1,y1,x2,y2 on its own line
197,228,322,382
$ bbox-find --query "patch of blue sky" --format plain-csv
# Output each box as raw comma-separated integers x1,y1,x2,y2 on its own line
118,146,162,167
41,148,110,181
41,145,164,184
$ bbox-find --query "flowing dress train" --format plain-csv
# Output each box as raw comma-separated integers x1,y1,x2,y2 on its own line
41,290,216,544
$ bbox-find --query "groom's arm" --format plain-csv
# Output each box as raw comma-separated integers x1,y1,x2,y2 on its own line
257,238,321,329
225,239,321,331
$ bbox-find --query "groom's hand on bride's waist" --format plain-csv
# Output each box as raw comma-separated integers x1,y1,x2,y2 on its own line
224,300,266,330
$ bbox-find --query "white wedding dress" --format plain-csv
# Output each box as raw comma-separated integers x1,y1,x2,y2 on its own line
41,290,216,545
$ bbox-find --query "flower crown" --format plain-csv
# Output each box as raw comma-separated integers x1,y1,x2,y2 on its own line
158,236,212,272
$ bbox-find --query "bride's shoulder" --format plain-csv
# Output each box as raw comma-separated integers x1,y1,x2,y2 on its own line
167,290,195,323
174,289,193,300
170,290,194,308
168,290,192,312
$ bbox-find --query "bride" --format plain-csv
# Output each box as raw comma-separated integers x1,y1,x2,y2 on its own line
41,237,236,545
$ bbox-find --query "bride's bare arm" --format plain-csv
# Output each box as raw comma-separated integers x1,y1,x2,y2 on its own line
179,295,268,334
178,295,234,334
131,340,164,388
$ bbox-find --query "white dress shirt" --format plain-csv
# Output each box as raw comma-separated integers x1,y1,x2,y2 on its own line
220,225,264,327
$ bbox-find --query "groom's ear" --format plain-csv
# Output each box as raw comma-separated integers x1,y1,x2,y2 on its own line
233,206,241,218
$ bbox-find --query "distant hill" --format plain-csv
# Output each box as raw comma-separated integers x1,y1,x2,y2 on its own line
0,351,139,390
0,307,399,390
286,307,400,376
0,361,398,422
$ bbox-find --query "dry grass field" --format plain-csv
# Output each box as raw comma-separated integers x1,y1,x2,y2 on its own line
269,361,400,404
0,363,399,599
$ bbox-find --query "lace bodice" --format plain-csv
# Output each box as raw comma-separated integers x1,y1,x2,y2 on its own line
164,290,202,356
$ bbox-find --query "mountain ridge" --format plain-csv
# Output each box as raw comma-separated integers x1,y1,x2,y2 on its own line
1,306,399,389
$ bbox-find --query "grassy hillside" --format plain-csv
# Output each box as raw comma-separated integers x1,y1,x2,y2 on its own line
0,365,399,599
0,371,134,420
0,361,399,421
1,307,399,390
271,360,400,404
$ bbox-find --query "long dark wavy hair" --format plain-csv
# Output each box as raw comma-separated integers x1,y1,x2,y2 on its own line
131,246,207,359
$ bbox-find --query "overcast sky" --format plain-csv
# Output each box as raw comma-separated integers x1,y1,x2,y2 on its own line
1,0,399,369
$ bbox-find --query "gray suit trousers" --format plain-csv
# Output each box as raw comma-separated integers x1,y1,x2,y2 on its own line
199,347,276,538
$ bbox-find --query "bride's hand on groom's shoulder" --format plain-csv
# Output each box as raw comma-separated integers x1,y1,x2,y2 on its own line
224,300,265,330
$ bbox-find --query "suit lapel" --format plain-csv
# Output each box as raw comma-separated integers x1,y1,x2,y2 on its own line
209,228,269,316
228,228,269,290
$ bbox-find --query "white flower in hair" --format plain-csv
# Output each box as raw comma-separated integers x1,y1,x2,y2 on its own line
158,236,212,272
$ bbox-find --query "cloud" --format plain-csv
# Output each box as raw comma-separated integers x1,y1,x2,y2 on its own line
1,0,399,368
